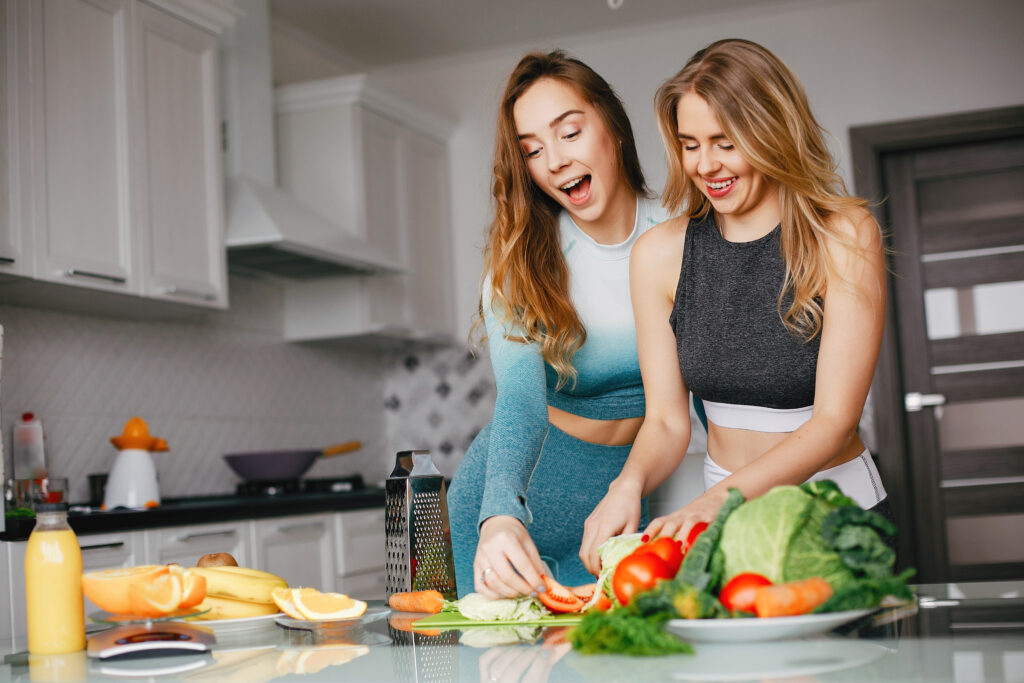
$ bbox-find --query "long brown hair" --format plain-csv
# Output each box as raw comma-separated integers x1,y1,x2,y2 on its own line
479,50,648,385
655,38,868,341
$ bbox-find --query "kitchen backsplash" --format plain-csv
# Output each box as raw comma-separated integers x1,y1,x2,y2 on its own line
0,274,391,503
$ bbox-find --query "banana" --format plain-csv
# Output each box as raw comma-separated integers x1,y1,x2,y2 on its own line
190,566,287,604
192,595,281,620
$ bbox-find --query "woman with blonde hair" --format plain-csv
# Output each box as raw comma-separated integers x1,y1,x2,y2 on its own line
448,49,681,597
580,38,889,572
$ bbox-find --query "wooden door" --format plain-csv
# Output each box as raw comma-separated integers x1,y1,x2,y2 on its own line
854,107,1024,583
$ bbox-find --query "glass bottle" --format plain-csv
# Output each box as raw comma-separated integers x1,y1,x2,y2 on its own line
25,502,85,654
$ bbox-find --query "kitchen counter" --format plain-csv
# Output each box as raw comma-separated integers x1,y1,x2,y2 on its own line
0,488,385,542
2,581,1022,682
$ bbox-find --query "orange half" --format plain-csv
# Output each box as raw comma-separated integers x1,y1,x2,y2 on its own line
82,565,171,614
129,573,184,618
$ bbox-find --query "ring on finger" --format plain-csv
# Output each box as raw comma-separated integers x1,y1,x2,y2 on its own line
481,566,494,580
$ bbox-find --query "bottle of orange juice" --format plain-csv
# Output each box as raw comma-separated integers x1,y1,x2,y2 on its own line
25,502,85,654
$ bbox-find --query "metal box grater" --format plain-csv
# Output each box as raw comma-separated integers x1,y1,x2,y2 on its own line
385,450,457,599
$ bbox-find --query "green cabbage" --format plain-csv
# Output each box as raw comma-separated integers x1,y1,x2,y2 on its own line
455,592,549,621
594,533,645,605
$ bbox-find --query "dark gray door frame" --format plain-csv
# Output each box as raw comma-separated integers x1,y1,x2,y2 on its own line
849,105,1024,573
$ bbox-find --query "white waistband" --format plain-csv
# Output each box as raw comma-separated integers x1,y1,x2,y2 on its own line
703,400,813,433
702,449,886,509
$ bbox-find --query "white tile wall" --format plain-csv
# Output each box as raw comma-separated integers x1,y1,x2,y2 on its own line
0,274,391,502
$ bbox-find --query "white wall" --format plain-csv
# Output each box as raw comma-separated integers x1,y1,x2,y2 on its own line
365,0,1024,340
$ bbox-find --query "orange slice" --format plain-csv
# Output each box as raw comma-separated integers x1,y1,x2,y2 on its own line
271,586,305,620
291,588,367,621
82,565,171,614
168,566,207,609
129,573,184,618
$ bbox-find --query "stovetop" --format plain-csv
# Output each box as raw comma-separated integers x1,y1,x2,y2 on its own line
234,474,365,497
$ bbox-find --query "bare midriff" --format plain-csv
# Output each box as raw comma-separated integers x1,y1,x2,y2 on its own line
547,405,643,447
707,424,865,474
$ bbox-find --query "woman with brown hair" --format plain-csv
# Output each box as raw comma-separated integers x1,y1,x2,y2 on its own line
580,38,889,573
448,50,679,597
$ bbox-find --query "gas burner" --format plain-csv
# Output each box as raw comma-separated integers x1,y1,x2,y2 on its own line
302,475,365,494
235,479,300,497
235,475,364,497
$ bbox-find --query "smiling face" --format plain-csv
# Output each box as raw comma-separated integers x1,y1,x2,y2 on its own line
513,77,630,234
675,92,779,235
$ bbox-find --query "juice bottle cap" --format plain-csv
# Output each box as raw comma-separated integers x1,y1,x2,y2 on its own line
35,502,68,512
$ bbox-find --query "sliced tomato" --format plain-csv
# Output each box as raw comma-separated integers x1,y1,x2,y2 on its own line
569,583,596,602
588,593,613,612
633,537,684,574
684,522,709,552
611,552,673,605
537,575,585,614
718,572,772,614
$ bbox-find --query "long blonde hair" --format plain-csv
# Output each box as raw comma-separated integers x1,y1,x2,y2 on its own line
655,38,868,341
478,50,648,385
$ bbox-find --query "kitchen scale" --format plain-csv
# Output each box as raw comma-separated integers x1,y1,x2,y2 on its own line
87,622,216,660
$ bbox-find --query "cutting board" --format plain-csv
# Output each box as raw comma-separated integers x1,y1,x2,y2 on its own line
412,611,584,629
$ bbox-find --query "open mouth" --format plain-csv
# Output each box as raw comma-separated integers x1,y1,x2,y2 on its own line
560,175,592,205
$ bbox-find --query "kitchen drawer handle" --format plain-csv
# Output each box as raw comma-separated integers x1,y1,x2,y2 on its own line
0,256,14,264
161,286,216,302
61,268,126,284
80,541,126,552
178,530,237,542
277,521,324,534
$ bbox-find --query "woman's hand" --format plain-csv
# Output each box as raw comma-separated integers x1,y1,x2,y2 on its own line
579,478,644,575
475,515,546,598
643,488,728,542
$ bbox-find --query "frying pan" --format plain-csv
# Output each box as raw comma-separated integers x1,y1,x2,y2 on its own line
223,441,362,481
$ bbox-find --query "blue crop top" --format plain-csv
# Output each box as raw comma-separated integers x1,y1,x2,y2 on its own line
478,196,669,526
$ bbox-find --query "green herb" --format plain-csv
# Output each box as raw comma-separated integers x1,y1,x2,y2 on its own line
570,610,693,656
5,507,35,519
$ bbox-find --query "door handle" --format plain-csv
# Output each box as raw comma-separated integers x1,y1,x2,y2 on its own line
905,392,946,413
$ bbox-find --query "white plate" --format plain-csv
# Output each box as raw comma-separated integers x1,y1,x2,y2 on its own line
275,605,390,631
187,611,282,632
665,609,874,643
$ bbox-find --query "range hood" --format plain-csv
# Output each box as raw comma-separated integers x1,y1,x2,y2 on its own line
224,177,402,277
220,0,399,277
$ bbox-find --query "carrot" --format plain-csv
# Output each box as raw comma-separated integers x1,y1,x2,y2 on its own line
753,577,833,618
388,589,445,614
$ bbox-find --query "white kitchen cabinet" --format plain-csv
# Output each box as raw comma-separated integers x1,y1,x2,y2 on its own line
251,513,335,592
0,0,29,280
132,1,228,308
276,76,457,344
20,0,137,294
144,520,249,568
7,530,145,644
2,0,233,309
0,542,11,651
334,508,386,599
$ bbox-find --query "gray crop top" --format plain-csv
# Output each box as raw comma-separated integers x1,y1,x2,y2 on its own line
669,211,820,410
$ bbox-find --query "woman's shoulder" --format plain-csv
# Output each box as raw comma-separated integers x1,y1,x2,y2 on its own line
826,205,882,249
633,215,688,264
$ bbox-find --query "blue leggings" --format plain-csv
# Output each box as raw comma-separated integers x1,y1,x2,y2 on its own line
448,422,648,596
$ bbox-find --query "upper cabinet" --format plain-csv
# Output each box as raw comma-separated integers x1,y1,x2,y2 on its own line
0,0,236,310
275,76,457,344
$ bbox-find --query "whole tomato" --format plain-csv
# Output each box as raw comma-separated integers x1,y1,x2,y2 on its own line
684,522,709,552
611,552,673,605
633,537,684,575
718,572,772,614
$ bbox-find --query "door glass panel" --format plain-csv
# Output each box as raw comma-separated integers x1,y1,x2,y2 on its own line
938,397,1024,451
947,513,1024,565
974,280,1024,334
925,281,1024,340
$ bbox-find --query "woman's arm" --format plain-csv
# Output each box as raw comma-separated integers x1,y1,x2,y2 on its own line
473,284,550,597
579,219,693,573
644,208,887,540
